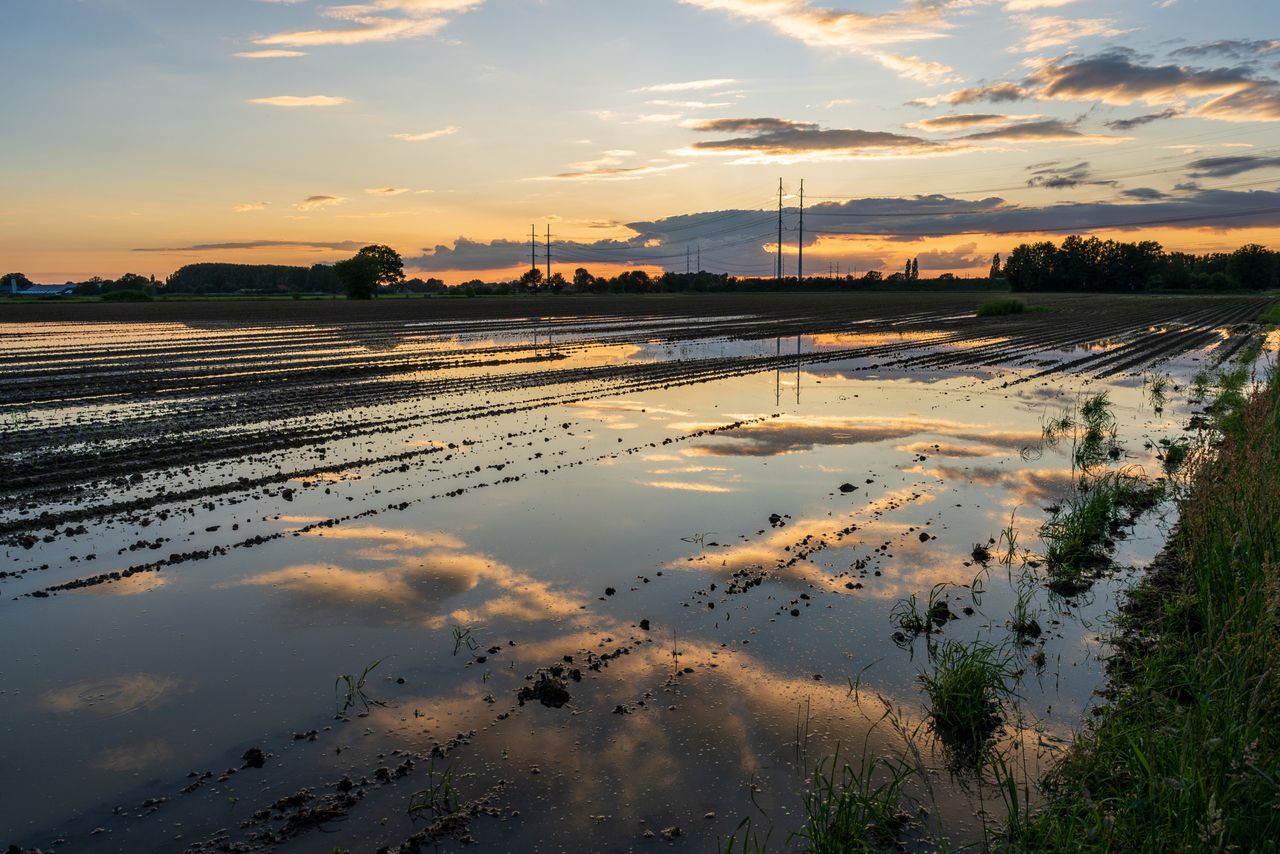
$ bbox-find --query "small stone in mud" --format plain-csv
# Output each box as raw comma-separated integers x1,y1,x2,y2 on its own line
839,483,856,493
919,532,931,542
605,587,617,596
241,747,265,769
661,826,682,841
639,619,651,631
790,608,800,617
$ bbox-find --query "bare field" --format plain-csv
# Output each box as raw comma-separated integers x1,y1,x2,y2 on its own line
1,292,1274,852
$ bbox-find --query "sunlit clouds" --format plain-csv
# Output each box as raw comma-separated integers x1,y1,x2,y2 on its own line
252,0,485,47
248,95,349,107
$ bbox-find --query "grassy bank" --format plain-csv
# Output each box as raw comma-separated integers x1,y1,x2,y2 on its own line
1007,363,1280,850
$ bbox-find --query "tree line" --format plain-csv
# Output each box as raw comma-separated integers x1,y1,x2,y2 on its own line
1002,237,1279,292
6,238,1276,300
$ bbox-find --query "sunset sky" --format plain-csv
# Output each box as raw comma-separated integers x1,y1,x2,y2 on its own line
3,0,1279,283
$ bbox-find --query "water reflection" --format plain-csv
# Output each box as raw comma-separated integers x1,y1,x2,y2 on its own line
230,525,587,630
684,415,1041,458
40,673,183,717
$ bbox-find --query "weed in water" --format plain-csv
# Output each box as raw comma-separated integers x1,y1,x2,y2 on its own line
452,625,480,656
919,639,1014,756
335,659,383,717
794,746,914,853
408,760,459,819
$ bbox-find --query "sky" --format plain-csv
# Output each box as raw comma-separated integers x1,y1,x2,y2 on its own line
2,0,1279,283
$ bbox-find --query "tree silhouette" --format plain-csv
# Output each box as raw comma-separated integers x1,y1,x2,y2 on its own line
989,253,1002,279
335,254,380,300
356,245,405,289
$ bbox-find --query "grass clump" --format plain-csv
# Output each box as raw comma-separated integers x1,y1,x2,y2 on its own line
1261,302,1280,325
1040,469,1164,593
977,298,1028,317
1009,368,1280,851
794,749,913,853
920,639,1014,748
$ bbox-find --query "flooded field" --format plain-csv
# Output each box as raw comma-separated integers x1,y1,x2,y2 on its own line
1,293,1273,853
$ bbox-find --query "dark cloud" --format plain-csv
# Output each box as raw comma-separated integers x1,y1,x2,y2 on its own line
961,118,1110,142
908,113,1030,131
908,83,1031,107
405,189,1280,273
1025,160,1119,190
1187,155,1280,178
1170,40,1280,60
1031,51,1280,120
1104,108,1180,130
134,240,368,253
688,117,939,156
1121,187,1171,200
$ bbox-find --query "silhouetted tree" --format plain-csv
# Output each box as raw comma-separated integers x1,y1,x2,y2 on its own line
335,253,381,300
547,272,567,292
2,272,33,291
911,258,919,280
354,245,405,291
572,267,594,290
1228,244,1279,290
989,254,1002,279
519,268,543,290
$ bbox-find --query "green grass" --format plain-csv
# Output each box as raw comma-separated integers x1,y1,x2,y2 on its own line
1040,469,1164,593
1008,367,1280,851
977,298,1028,317
920,639,1014,748
794,749,913,853
1261,302,1280,325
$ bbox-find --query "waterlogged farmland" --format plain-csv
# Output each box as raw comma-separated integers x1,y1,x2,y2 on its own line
1,293,1273,852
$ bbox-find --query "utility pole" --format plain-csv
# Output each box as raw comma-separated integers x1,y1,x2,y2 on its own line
777,178,784,284
686,246,691,276
697,245,701,273
798,179,804,282
545,225,551,284
530,225,537,276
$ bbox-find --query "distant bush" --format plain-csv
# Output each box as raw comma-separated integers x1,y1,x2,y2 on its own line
101,289,153,302
977,298,1027,317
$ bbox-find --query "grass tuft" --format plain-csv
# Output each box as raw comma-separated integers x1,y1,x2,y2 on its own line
977,298,1028,317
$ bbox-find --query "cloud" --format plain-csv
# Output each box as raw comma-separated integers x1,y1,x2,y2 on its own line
253,0,484,48
534,149,691,181
134,239,369,253
674,0,964,81
1004,0,1075,9
365,187,410,195
960,118,1121,143
634,78,739,93
390,126,459,141
233,202,271,213
1025,160,1118,189
1011,15,1129,53
907,113,1042,131
405,188,1280,274
1121,187,1170,199
682,116,944,163
296,194,346,210
249,95,349,107
1030,51,1280,121
908,83,1032,107
1170,40,1280,60
235,49,308,58
1104,108,1179,130
1187,155,1280,178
